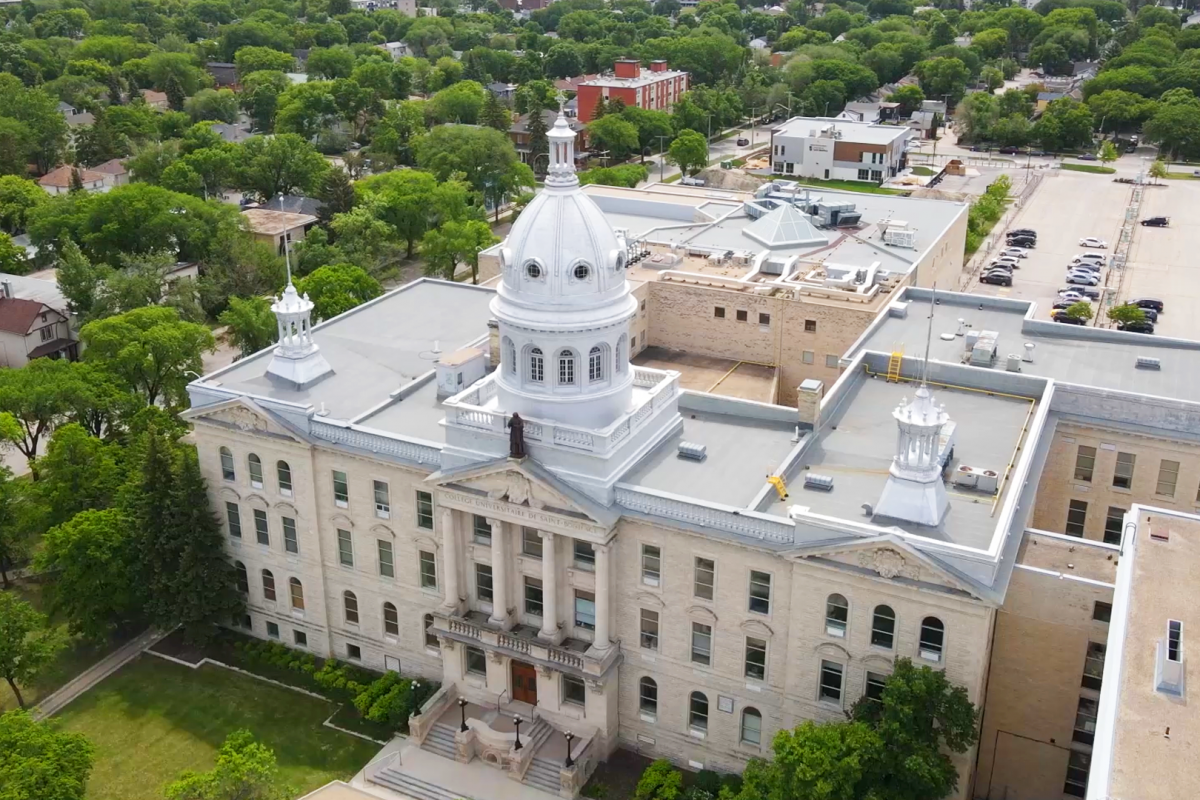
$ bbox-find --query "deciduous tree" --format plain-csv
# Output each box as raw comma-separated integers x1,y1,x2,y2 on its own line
218,296,278,358
295,263,383,321
421,219,497,284
166,729,291,800
0,358,83,476
237,134,330,202
0,592,66,708
668,129,708,176
0,710,93,800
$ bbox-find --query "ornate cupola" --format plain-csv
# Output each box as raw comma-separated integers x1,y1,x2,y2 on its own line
265,281,333,390
489,102,636,428
874,384,952,526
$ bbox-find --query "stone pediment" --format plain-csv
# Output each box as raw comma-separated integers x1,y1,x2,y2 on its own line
183,397,306,443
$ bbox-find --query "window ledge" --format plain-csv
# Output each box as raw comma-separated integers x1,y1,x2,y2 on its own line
688,729,707,740
335,500,349,509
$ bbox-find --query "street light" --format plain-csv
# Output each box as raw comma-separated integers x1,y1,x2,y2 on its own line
656,134,671,182
564,731,575,767
513,716,523,751
458,697,469,733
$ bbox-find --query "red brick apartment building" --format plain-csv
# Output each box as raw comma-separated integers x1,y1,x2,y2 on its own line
576,60,690,124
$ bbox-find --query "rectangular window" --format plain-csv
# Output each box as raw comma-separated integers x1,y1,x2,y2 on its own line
1093,601,1112,622
377,539,395,578
802,350,814,364
805,319,817,333
1082,641,1106,690
416,491,434,529
562,674,586,705
249,457,263,488
714,306,725,318
524,577,543,616
337,529,353,567
244,505,266,545
640,608,659,650
282,517,298,554
1113,452,1135,489
871,169,882,183
278,462,292,495
1103,507,1125,545
294,630,308,647
347,643,361,661
858,168,870,180
465,645,486,676
758,312,770,327
573,539,595,571
744,637,767,681
819,660,844,703
694,557,715,600
419,550,436,588
748,570,771,614
374,480,390,518
1073,696,1098,745
221,449,235,481
641,544,661,586
266,621,280,639
691,621,712,666
1065,500,1087,537
1168,620,1182,662
1157,459,1180,497
472,515,492,545
865,671,888,702
226,502,242,539
826,354,839,368
522,527,542,558
1064,751,1090,798
475,563,493,603
575,590,596,630
1074,445,1096,482
332,470,349,507
559,355,575,384
736,309,748,322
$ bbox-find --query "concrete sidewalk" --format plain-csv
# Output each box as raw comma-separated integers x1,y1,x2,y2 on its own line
33,628,166,720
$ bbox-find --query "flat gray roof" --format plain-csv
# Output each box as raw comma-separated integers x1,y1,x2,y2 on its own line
767,377,1033,550
854,290,1200,401
202,279,494,421
772,116,911,146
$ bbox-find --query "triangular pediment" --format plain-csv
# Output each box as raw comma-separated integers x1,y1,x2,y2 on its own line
182,397,309,444
428,457,619,530
785,535,989,602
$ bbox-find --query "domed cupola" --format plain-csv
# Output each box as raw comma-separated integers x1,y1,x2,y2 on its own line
489,103,637,429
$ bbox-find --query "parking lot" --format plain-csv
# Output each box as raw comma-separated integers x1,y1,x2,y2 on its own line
1119,180,1200,339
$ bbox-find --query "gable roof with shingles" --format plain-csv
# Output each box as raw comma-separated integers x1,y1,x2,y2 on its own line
38,165,106,187
0,297,49,334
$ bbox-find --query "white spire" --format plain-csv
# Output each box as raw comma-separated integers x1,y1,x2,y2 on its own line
265,281,333,389
545,95,579,189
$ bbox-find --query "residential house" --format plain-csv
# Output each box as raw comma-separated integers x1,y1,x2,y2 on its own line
142,90,170,110
381,41,411,60
207,62,239,88
242,208,318,256
262,194,326,218
211,122,254,144
38,165,109,195
510,110,587,167
553,74,599,96
486,82,518,103
91,158,130,187
0,286,77,367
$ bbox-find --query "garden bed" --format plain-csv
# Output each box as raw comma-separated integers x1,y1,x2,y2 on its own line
1060,163,1116,174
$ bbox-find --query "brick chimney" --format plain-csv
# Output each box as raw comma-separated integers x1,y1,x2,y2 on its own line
614,59,641,79
796,379,824,431
649,60,668,73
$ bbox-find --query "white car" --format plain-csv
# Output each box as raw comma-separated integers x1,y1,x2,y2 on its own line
992,257,1020,267
1058,291,1087,303
1079,237,1108,248
1071,253,1105,263
1000,248,1029,258
1066,272,1100,286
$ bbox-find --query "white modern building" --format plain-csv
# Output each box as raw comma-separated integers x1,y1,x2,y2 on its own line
769,116,913,183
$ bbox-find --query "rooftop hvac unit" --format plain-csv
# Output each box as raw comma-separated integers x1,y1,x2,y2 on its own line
1006,354,1022,373
804,473,834,491
677,442,707,461
951,465,999,494
1136,356,1162,370
883,223,917,248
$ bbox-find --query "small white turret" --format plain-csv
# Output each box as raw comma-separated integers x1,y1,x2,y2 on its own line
265,281,334,389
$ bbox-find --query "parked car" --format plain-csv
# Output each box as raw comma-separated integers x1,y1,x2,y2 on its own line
1052,311,1088,324
999,146,1021,155
1129,307,1159,323
736,138,750,146
1129,297,1165,312
1078,153,1099,161
1028,150,1047,157
1007,236,1036,248
992,257,1021,267
680,176,706,186
1125,144,1137,153
1066,272,1101,286
1068,262,1101,272
1079,237,1108,248
1059,287,1101,300
1141,216,1170,227
981,272,1012,286
1052,299,1087,310
1009,228,1037,238
1072,252,1105,262
1118,320,1155,334
1000,247,1029,258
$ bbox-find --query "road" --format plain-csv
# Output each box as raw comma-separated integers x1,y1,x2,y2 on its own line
638,122,776,187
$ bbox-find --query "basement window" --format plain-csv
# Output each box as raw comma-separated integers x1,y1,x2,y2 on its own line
736,309,748,322
714,306,725,318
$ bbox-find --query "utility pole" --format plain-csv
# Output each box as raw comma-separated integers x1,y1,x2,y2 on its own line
705,113,713,142
656,134,670,182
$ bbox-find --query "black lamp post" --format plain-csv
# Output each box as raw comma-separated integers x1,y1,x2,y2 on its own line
458,697,469,732
513,715,523,751
564,731,575,767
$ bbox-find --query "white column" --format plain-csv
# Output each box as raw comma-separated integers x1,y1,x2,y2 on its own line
488,518,509,628
593,542,611,651
539,531,558,640
440,508,459,610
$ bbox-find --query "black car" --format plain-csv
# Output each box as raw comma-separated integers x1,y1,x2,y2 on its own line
1118,320,1155,334
736,138,750,146
999,146,1020,155
1007,237,1036,248
1009,228,1037,238
1027,150,1046,157
1141,217,1169,227
981,272,1012,286
1130,298,1165,312
1052,299,1086,310
1052,311,1088,324
1132,307,1160,323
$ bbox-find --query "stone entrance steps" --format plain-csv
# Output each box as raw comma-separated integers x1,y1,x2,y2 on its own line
371,766,484,800
421,722,458,760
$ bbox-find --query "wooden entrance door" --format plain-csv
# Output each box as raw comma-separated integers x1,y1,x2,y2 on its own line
511,660,538,705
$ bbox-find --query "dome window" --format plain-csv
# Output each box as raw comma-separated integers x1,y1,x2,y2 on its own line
557,350,577,385
529,347,545,383
526,262,543,280
589,346,605,382
573,263,590,281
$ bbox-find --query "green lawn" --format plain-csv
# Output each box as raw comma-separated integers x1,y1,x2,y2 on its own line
1060,163,1116,174
910,166,936,176
770,175,904,195
1,582,127,712
1166,171,1199,179
54,656,379,800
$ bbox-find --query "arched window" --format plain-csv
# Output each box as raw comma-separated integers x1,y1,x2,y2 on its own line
383,602,399,637
557,349,576,385
503,337,516,374
740,707,763,746
261,569,276,602
277,460,292,495
919,616,945,662
220,447,235,481
247,453,263,488
615,335,627,374
871,605,896,649
235,561,248,594
588,346,604,382
528,347,544,383
344,591,359,625
289,577,305,611
825,593,849,637
639,677,658,716
423,613,438,647
688,691,709,733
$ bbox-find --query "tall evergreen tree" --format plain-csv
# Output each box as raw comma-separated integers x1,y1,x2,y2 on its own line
480,92,511,133
127,427,180,627
526,99,549,178
317,167,356,226
69,167,84,193
107,71,124,106
168,448,243,641
591,95,608,120
164,73,186,112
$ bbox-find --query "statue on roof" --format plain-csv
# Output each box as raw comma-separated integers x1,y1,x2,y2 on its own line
508,413,526,459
